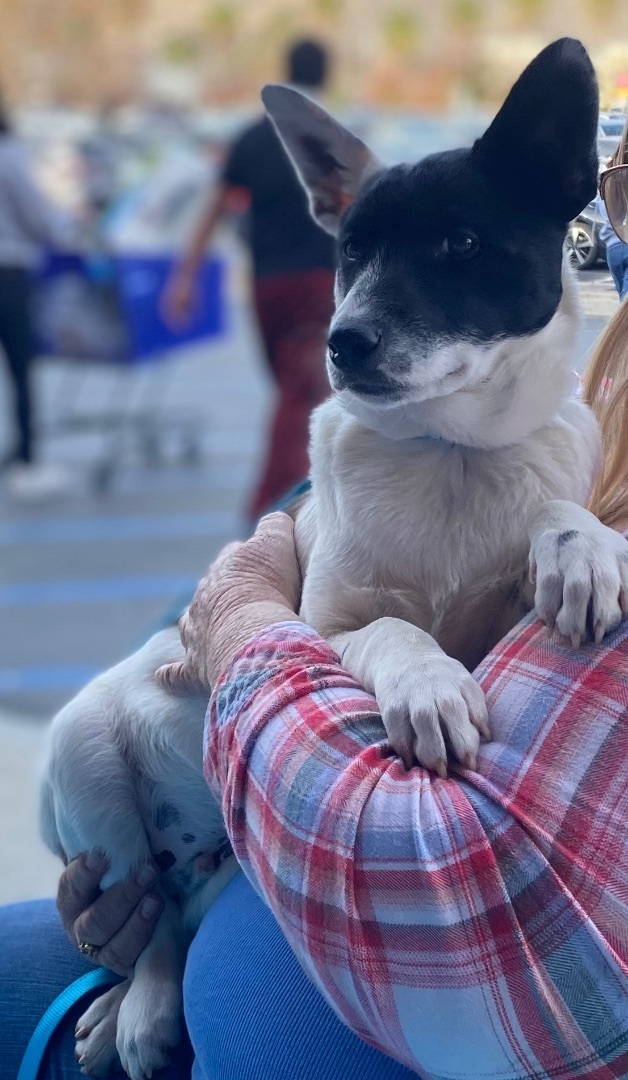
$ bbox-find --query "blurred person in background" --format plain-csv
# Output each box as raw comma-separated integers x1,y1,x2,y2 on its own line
0,96,75,501
164,39,336,523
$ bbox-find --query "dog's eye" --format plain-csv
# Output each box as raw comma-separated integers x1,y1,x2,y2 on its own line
439,230,479,260
342,239,361,261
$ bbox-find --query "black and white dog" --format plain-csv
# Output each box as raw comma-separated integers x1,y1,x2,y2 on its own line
40,39,628,1080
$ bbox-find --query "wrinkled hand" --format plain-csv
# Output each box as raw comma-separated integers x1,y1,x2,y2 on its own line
157,513,302,694
529,500,628,647
57,853,163,976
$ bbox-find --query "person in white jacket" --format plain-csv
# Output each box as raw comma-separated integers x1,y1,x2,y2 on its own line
0,100,73,500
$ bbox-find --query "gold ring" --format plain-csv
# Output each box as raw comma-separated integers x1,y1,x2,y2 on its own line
77,940,99,959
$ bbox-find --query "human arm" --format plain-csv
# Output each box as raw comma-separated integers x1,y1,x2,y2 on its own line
162,181,232,327
161,515,627,1076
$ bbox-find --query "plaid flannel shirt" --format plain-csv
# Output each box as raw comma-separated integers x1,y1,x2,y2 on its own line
204,617,628,1080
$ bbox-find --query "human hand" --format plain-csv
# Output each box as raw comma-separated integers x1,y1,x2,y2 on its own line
157,513,302,694
161,266,199,328
57,853,163,976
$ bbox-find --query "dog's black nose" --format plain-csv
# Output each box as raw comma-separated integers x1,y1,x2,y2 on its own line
328,323,382,372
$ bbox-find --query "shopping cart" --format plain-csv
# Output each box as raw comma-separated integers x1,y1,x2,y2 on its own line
35,249,225,492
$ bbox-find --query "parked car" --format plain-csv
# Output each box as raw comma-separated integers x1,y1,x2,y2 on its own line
598,115,623,163
565,196,606,271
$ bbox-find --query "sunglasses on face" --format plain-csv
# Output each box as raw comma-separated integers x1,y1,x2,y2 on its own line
600,164,628,243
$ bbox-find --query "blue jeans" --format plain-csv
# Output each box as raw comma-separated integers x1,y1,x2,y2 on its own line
1,873,414,1080
605,242,628,300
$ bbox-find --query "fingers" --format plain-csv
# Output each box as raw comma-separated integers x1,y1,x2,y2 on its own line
250,513,301,608
57,852,108,937
155,660,210,698
70,862,160,969
94,892,164,976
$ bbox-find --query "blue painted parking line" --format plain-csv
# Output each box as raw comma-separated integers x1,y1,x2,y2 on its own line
0,574,199,607
0,664,101,693
0,511,238,546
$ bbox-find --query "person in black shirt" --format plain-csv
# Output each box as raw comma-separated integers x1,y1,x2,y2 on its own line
164,40,336,520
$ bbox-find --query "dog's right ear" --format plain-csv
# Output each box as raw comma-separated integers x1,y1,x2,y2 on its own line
262,85,381,235
473,38,599,223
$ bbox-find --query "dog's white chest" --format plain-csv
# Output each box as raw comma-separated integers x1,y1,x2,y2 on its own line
302,395,599,651
321,425,530,597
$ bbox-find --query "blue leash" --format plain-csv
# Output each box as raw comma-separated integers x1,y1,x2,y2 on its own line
17,479,312,1080
17,968,121,1080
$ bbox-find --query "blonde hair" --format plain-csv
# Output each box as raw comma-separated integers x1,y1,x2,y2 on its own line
583,298,628,529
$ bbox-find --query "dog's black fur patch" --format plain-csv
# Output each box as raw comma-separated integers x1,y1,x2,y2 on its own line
334,39,598,374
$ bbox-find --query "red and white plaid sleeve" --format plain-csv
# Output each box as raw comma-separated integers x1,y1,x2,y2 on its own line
204,620,628,1080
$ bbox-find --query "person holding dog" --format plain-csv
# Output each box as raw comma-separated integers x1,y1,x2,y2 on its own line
596,140,628,300
4,42,628,1080
3,303,627,1078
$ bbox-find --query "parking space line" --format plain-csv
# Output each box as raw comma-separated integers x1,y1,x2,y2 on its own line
0,511,238,546
0,664,101,693
0,574,199,606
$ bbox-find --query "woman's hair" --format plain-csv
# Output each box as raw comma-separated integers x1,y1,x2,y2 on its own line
584,116,628,527
583,298,628,528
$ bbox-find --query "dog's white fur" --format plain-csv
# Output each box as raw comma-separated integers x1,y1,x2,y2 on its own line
40,259,628,1078
40,631,237,1079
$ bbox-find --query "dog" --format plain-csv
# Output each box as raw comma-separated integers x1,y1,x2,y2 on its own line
40,39,628,1080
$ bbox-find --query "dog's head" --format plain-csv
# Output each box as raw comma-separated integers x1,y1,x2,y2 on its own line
263,39,599,444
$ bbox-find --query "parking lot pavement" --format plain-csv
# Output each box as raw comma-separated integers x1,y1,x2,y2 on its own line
0,267,615,903
0,260,272,902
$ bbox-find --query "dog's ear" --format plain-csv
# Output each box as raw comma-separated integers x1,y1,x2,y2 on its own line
261,85,381,235
473,38,599,223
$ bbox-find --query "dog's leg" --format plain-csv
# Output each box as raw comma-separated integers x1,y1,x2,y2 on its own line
75,980,130,1077
116,899,187,1080
331,618,490,775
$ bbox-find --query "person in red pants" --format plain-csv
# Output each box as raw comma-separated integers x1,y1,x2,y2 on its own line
164,39,336,521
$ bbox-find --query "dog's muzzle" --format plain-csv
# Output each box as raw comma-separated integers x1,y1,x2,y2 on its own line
328,320,382,374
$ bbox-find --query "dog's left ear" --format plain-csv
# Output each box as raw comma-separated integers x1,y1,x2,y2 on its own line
473,38,599,223
262,85,382,235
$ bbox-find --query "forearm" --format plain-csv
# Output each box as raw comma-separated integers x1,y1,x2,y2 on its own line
177,182,231,276
204,622,505,1073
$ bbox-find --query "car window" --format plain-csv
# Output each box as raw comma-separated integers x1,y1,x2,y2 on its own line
600,119,625,136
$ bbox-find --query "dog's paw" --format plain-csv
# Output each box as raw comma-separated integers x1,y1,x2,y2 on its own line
116,977,182,1080
530,523,628,647
74,981,129,1077
378,652,490,776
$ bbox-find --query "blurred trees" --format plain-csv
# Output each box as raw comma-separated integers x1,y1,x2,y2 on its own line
1,0,628,110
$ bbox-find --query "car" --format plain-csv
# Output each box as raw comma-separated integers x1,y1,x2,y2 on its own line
565,206,602,270
599,114,626,138
598,115,623,163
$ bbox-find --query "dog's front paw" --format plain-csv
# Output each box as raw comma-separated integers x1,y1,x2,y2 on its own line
378,653,490,776
75,981,129,1077
116,978,181,1080
530,523,628,647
